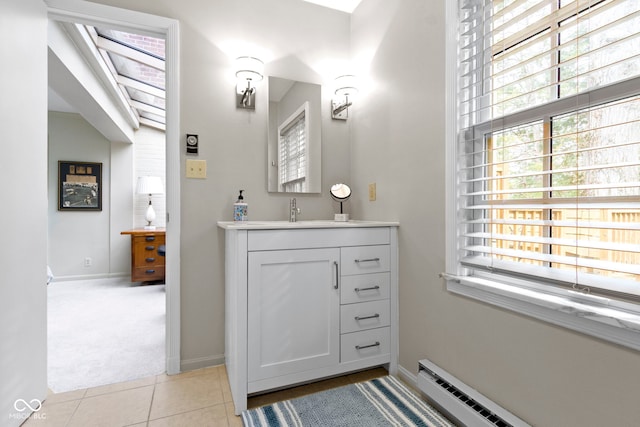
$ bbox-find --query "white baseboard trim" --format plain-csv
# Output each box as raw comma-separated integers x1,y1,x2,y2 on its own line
166,355,181,375
51,272,129,282
180,354,225,373
397,364,419,389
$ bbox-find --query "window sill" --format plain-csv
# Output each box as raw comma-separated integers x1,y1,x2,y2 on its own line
446,276,640,352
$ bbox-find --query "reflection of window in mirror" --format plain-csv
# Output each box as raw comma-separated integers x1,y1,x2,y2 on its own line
278,102,309,192
268,76,321,193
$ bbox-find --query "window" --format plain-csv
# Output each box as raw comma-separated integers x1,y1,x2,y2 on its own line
84,25,166,130
278,102,309,192
447,0,640,349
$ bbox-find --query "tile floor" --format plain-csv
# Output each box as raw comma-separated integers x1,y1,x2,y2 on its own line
24,365,387,427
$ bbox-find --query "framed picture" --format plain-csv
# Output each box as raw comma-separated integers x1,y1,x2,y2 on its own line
58,161,102,211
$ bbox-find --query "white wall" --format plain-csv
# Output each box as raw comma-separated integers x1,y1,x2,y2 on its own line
110,140,134,274
90,0,352,370
134,126,166,229
350,0,640,426
0,0,48,425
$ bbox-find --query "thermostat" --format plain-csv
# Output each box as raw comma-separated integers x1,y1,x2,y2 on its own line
186,134,198,154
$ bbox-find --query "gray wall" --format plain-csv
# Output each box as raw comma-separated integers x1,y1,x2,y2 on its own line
0,0,48,425
48,112,113,278
47,112,138,278
350,0,640,426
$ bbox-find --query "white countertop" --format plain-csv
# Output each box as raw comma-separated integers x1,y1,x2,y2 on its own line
217,220,399,230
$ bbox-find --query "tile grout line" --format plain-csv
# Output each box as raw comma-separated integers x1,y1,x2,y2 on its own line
147,402,232,425
146,369,232,425
62,394,83,427
146,380,157,425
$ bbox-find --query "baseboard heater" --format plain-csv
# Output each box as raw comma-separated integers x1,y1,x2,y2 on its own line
418,359,530,427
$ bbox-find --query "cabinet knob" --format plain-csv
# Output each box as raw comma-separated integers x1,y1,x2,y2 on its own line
146,245,156,251
145,236,156,242
146,257,156,263
145,269,156,274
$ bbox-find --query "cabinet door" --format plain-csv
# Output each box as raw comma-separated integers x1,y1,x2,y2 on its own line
248,248,340,382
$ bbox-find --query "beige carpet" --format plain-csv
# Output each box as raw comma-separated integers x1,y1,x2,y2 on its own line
47,277,165,393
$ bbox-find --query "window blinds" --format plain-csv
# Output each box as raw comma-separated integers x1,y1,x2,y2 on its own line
278,103,308,192
457,0,640,299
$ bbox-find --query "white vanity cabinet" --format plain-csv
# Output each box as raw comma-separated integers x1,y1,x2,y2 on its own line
218,221,398,414
247,248,340,383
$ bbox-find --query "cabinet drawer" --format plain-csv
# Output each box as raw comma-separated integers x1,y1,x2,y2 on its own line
248,227,390,251
341,300,390,334
340,272,390,304
132,234,165,244
132,266,165,281
340,245,390,276
133,241,165,260
135,252,163,265
340,327,390,363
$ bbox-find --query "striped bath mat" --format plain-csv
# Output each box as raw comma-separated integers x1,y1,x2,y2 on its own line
242,376,454,427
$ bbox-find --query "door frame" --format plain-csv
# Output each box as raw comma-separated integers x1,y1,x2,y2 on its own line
46,0,181,375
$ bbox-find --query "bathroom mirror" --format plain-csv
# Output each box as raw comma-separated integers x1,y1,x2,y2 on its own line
330,183,351,221
330,183,351,200
268,76,321,193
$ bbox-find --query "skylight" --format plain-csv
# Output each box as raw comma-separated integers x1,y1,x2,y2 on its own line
302,0,363,13
86,26,166,131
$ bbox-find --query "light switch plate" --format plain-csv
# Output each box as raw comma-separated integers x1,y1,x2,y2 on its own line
186,159,207,179
369,183,376,201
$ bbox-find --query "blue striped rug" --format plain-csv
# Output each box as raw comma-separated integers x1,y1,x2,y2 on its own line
242,376,454,427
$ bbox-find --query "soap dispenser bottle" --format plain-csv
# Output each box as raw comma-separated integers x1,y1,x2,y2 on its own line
233,190,248,222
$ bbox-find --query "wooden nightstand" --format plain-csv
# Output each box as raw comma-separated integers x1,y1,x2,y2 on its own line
121,228,166,283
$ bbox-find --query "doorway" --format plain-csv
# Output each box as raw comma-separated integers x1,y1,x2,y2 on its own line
46,0,181,386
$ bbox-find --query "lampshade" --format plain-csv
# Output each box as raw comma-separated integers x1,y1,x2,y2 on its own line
136,176,164,195
235,56,264,82
334,75,358,97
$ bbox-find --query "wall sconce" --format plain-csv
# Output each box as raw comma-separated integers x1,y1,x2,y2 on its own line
235,56,264,109
136,176,164,230
332,75,358,120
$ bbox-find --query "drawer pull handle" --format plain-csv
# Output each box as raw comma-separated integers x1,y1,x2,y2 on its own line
146,257,156,263
355,285,380,292
355,341,380,350
334,261,339,290
146,245,156,251
354,257,380,263
145,269,156,274
355,313,380,321
145,236,156,242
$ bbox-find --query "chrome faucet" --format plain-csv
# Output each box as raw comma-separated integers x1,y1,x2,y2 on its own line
289,198,301,222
